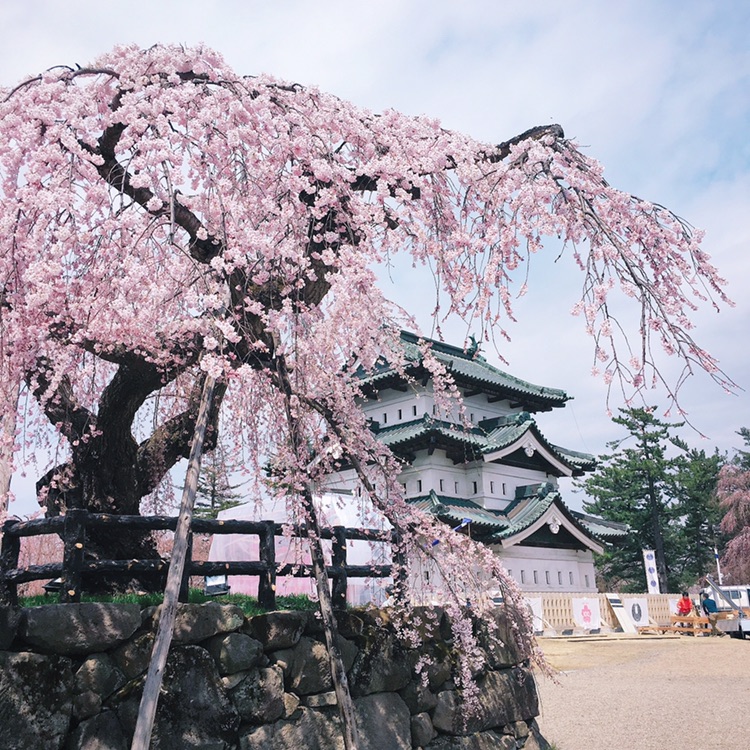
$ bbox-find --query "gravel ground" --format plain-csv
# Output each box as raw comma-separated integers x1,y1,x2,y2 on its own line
534,633,750,750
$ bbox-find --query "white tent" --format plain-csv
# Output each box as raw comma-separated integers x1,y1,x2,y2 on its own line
208,491,393,606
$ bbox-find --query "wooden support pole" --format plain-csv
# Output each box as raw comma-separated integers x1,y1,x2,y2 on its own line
130,375,215,750
301,487,360,750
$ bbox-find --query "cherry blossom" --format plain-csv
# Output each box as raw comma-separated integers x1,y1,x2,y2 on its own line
0,44,733,673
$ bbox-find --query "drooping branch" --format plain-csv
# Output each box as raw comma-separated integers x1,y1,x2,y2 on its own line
25,357,94,443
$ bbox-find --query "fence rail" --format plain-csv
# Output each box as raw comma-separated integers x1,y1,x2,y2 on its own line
0,510,399,610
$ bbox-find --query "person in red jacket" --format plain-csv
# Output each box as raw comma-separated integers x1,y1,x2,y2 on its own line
677,591,693,616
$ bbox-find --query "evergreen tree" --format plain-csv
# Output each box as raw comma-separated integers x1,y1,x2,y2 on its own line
193,446,244,520
672,448,725,586
582,407,683,592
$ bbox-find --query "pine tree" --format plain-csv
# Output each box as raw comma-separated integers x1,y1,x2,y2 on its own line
582,408,683,592
193,446,243,520
672,448,725,585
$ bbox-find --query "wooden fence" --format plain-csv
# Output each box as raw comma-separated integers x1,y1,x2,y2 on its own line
0,510,400,610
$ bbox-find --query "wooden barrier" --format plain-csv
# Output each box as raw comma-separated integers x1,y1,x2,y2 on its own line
0,513,396,609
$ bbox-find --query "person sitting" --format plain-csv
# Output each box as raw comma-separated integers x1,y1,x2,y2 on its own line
676,591,693,617
701,592,726,636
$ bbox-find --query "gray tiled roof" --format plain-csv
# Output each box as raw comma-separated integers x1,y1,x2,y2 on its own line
410,486,627,545
360,331,570,412
376,412,595,477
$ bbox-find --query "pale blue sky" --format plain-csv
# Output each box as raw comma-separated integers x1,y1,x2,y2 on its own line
2,0,749,514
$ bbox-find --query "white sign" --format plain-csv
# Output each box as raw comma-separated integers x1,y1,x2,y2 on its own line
642,549,660,594
627,597,649,626
572,597,601,630
525,597,544,634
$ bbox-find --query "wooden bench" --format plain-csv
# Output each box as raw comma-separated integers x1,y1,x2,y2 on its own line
637,615,711,636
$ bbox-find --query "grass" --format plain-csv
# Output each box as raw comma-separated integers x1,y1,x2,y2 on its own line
18,589,319,616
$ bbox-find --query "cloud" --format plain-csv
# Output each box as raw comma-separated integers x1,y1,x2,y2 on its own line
3,0,748,515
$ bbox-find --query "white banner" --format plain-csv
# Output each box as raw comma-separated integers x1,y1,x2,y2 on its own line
642,549,660,594
572,597,601,630
626,597,649,627
525,597,544,634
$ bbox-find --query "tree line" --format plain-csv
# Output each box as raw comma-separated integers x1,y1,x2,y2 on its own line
581,408,750,592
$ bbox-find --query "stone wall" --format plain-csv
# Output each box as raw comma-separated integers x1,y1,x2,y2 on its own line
0,602,550,750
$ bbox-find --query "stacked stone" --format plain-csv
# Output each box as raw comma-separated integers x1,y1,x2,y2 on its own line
0,602,550,750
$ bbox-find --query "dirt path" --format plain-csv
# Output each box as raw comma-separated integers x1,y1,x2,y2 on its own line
534,634,750,750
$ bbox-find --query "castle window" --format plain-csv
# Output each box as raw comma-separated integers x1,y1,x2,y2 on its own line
398,409,402,420
412,405,417,416
490,481,495,494
502,483,507,495
533,571,538,585
520,570,526,584
569,572,574,585
417,480,422,493
470,413,475,422
382,413,387,424
585,574,590,588
454,481,459,494
558,571,562,585
545,571,551,585
472,481,478,494
439,479,444,492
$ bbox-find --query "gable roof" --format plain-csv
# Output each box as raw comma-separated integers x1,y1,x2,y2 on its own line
410,486,627,553
360,331,570,413
375,411,595,478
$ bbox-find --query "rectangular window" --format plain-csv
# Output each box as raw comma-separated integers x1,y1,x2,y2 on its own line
472,481,478,494
470,413,475,422
439,479,444,492
585,575,590,588
533,571,539,585
520,570,525,584
412,405,417,416
432,404,436,415
545,571,550,585
382,413,388,424
558,571,562,586
454,481,459,494
490,481,495,494
397,409,402,420
417,480,422,493
502,483,507,495
569,572,574,585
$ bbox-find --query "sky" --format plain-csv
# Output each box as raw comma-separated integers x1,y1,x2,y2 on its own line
2,0,749,515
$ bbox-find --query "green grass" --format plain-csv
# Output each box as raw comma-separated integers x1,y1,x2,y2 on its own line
18,589,319,616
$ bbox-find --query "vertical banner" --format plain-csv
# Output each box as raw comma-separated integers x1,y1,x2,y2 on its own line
525,597,544,634
642,549,660,594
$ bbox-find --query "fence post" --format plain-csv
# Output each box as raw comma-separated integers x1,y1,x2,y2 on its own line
0,520,21,605
331,526,347,610
61,509,87,603
178,530,193,603
391,529,408,604
257,520,276,610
